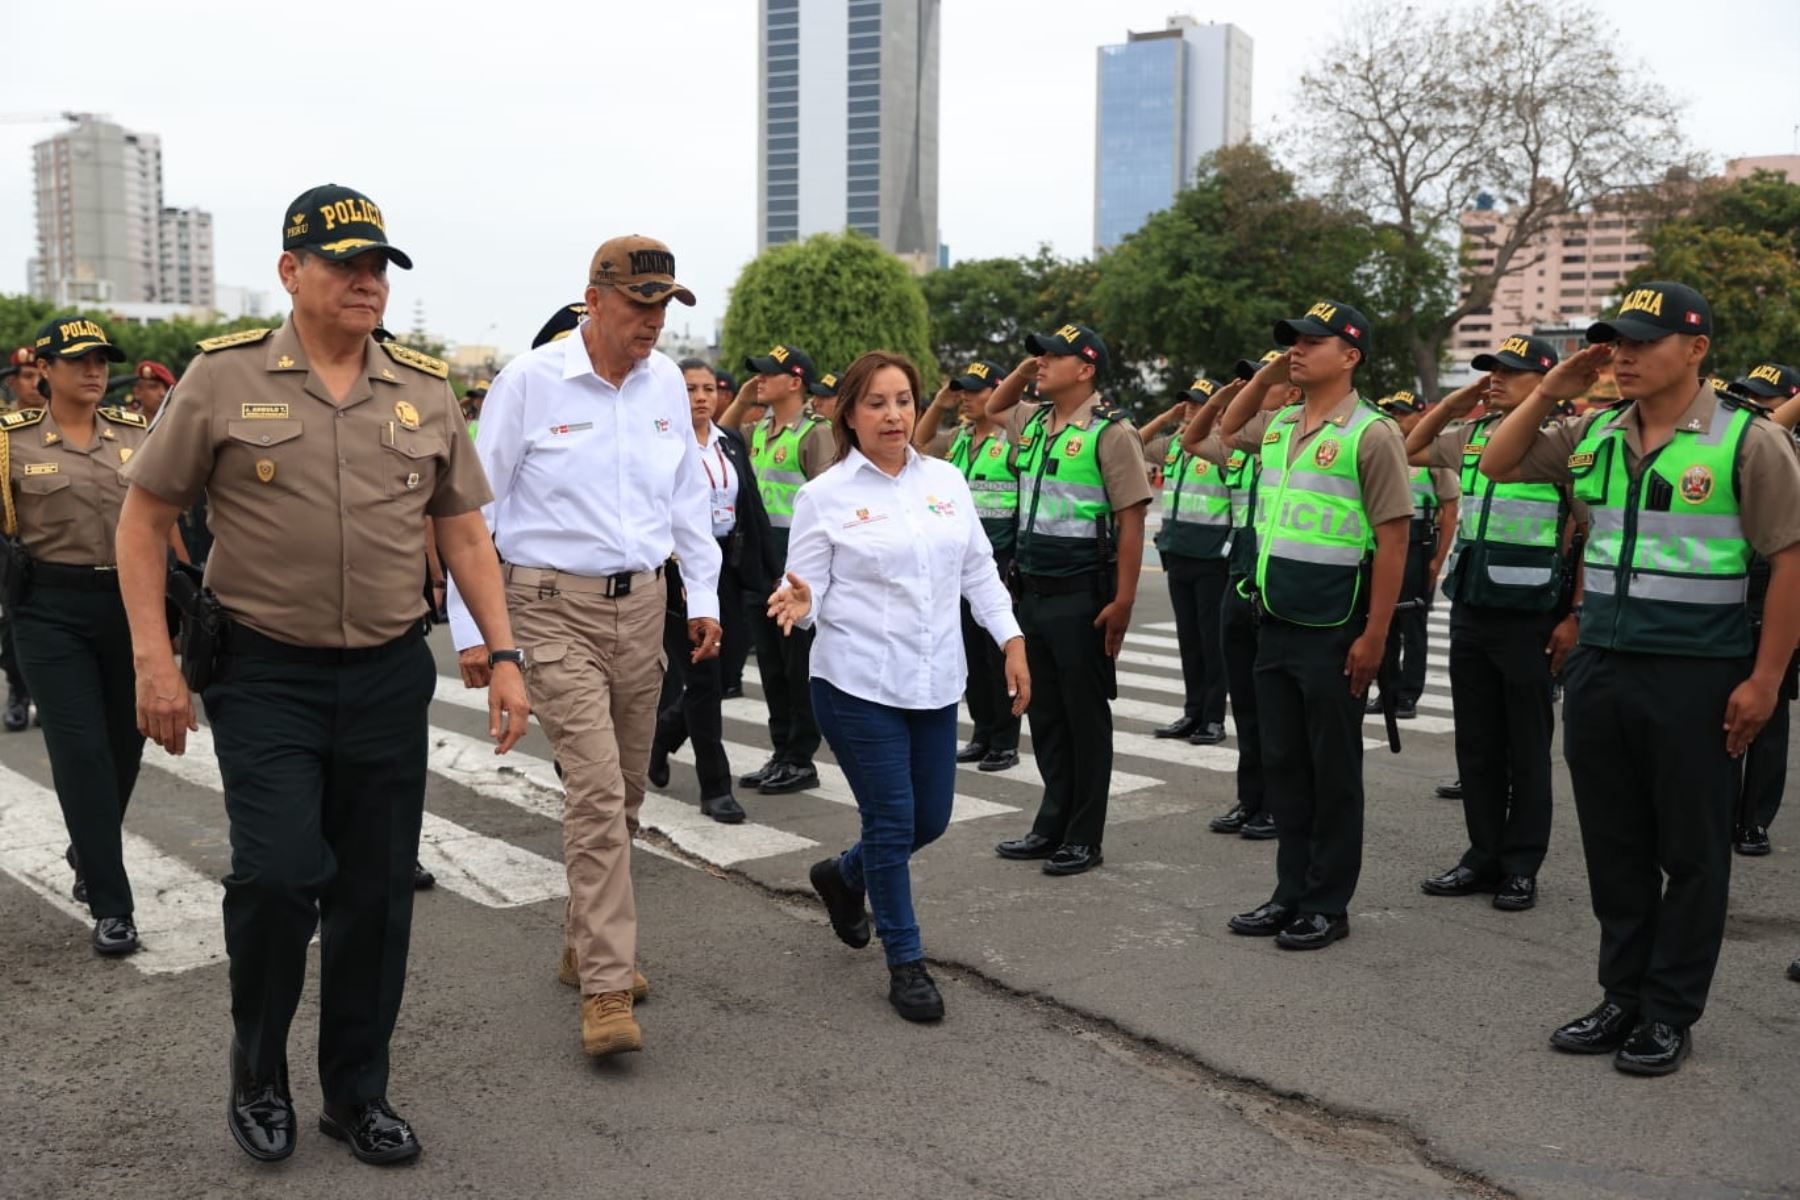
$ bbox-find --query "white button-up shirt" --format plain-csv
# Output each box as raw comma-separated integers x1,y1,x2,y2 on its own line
447,325,722,649
786,446,1021,710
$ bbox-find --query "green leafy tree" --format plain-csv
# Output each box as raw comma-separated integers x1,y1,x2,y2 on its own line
722,232,938,389
0,294,272,400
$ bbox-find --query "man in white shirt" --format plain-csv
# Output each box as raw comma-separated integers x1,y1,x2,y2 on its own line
449,236,723,1059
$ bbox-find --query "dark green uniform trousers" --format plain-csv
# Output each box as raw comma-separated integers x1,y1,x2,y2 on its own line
14,584,144,919
1020,578,1114,847
1220,583,1264,814
203,631,434,1106
1,610,29,699
1562,647,1746,1028
961,552,1020,754
1255,618,1365,916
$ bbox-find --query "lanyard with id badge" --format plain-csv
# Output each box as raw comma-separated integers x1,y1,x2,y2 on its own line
702,440,736,533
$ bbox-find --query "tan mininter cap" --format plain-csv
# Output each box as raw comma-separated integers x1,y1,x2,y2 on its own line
588,236,696,306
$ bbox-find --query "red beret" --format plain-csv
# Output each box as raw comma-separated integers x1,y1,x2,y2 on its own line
136,361,176,387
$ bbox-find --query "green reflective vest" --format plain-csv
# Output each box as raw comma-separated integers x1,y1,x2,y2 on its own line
1570,401,1754,657
1224,449,1260,583
949,424,1019,553
1013,404,1117,578
752,413,827,543
1443,415,1568,611
1253,404,1382,626
1155,440,1233,560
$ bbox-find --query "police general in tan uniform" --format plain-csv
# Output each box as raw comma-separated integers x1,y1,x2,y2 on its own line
115,184,529,1167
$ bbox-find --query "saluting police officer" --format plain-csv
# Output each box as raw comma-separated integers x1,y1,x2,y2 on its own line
808,369,841,422
914,359,1023,772
1211,302,1413,949
989,324,1153,876
1478,283,1800,1075
4,317,169,952
116,184,529,1164
1368,392,1458,719
1403,335,1583,912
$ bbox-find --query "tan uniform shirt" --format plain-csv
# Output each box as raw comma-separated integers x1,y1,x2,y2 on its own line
1022,393,1154,513
1228,393,1413,527
753,406,837,481
3,406,148,565
1505,383,1800,557
123,321,492,648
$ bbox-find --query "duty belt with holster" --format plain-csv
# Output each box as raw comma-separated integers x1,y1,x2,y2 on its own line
166,559,225,692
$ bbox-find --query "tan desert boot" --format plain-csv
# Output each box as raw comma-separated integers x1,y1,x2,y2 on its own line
582,991,642,1058
558,945,648,1000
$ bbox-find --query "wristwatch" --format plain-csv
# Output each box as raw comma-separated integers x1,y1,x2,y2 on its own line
488,648,525,668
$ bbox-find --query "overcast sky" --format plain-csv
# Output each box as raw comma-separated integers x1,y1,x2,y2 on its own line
3,0,1794,357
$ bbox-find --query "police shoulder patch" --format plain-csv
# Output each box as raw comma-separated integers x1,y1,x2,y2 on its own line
97,405,148,428
381,342,450,379
0,408,45,430
1567,451,1597,469
196,328,274,353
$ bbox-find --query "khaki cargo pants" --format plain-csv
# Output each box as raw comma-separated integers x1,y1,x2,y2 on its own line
506,565,666,996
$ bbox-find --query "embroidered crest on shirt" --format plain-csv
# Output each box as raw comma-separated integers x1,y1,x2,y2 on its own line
925,494,957,518
653,418,671,434
842,507,888,529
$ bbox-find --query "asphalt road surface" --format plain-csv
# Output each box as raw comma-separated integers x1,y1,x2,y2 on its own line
3,570,1796,1200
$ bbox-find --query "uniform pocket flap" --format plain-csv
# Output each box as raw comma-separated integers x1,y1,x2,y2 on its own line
528,642,568,666
225,419,304,448
17,473,72,495
383,436,445,461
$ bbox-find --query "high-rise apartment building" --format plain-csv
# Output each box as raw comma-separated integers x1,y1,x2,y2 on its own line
158,206,215,309
1094,16,1252,251
31,115,164,305
757,0,940,268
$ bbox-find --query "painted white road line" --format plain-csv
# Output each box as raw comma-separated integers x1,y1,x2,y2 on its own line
0,760,225,975
1122,635,1451,673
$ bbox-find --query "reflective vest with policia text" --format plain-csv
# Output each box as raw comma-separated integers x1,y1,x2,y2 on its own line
1224,449,1260,584
1569,399,1755,658
1155,440,1233,560
752,413,828,536
1010,403,1120,578
948,424,1019,553
1443,415,1569,612
1251,403,1383,626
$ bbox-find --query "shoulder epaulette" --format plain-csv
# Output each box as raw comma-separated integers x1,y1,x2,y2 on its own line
197,328,273,353
0,408,45,431
98,405,148,428
1094,403,1126,422
381,342,450,379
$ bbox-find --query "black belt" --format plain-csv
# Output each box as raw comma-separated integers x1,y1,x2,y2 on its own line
222,619,427,666
1018,570,1099,596
31,563,120,592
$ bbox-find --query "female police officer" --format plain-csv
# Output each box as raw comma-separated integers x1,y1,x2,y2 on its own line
4,316,174,954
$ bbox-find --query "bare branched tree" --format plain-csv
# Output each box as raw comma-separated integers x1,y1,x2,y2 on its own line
1294,0,1698,397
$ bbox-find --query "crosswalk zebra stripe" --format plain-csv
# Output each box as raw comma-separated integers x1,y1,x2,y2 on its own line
1124,631,1451,672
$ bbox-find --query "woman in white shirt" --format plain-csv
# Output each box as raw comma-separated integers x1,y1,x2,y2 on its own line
769,351,1029,1023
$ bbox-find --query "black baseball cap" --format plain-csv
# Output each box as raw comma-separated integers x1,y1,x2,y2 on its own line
466,379,491,398
713,368,737,392
808,371,840,398
532,302,587,349
1472,334,1559,374
1274,300,1372,360
282,184,412,269
1178,376,1220,402
1733,362,1800,402
1025,324,1109,375
744,344,815,385
949,360,1006,391
1378,390,1422,416
35,315,126,363
1234,349,1282,381
1587,282,1711,343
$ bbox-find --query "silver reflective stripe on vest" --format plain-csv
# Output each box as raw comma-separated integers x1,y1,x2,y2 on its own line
1172,505,1232,526
1473,497,1563,545
969,480,1017,492
1486,564,1554,586
1021,478,1108,538
1584,571,1748,604
1265,537,1366,566
1280,470,1362,499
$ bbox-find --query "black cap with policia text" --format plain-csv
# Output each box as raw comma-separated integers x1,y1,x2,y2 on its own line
949,360,1007,391
283,184,413,269
1731,362,1800,402
1274,300,1372,360
808,372,840,399
744,344,816,385
1472,334,1559,374
1179,376,1219,402
1025,324,1109,375
35,316,127,363
1378,391,1423,416
1586,281,1711,343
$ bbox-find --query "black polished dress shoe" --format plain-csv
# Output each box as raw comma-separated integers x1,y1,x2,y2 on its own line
1227,901,1293,936
721,682,744,700
66,844,87,906
1187,721,1227,745
1614,1021,1690,1076
1363,693,1382,714
737,758,779,789
888,961,944,1023
3,690,27,732
955,740,990,763
229,1042,294,1162
1042,844,1103,876
1153,716,1202,740
759,762,820,795
808,858,871,949
994,832,1057,860
1788,957,1800,982
319,1098,421,1165
1208,805,1247,834
977,748,1020,772
1239,810,1277,840
1434,779,1462,800
1550,1000,1638,1054
1419,865,1498,897
1276,913,1349,950
411,861,435,891
1493,875,1536,911
1394,700,1418,720
1734,825,1771,856
647,746,671,789
701,793,746,824
93,915,139,955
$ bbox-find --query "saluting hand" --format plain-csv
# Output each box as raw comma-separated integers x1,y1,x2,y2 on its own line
1002,637,1031,717
689,618,723,663
1538,344,1611,402
767,572,812,635
1442,378,1487,419
1254,351,1292,390
488,662,530,755
135,656,198,755
1724,675,1779,757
